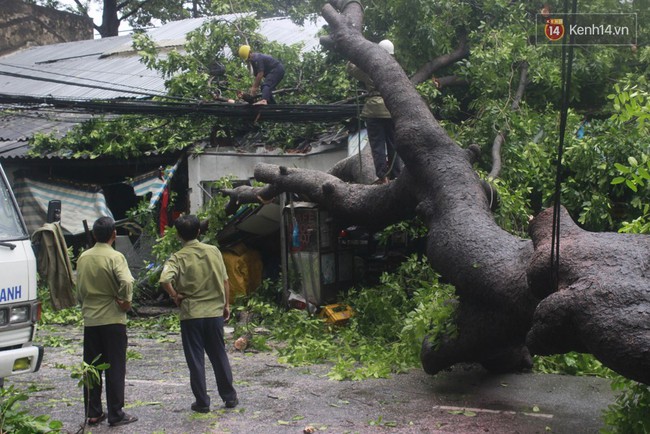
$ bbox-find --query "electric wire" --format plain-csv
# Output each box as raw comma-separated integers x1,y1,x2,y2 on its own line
0,61,180,100
0,68,199,101
0,93,359,123
551,0,578,291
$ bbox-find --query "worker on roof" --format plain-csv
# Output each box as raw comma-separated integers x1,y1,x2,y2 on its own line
347,39,403,184
238,45,285,105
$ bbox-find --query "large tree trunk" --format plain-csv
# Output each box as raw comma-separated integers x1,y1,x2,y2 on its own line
224,1,650,385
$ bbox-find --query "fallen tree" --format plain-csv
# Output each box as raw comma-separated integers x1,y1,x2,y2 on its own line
223,1,650,385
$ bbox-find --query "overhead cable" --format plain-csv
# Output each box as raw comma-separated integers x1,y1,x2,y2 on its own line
0,61,177,100
0,94,359,123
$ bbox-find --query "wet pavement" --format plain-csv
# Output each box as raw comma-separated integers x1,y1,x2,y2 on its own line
13,323,616,433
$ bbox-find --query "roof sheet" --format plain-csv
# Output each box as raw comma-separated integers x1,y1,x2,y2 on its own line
0,109,101,158
0,14,325,101
0,14,327,158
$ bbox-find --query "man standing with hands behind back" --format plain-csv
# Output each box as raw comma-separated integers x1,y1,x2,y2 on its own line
76,216,138,427
159,215,238,413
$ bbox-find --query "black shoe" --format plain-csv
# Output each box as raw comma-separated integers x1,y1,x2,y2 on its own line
109,413,138,427
87,413,106,426
191,402,210,413
225,398,239,409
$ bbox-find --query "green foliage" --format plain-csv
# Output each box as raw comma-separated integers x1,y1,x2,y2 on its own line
233,254,457,381
197,178,236,243
601,378,650,434
609,76,650,131
27,14,353,159
70,354,110,429
484,176,532,237
533,353,615,378
375,217,427,246
70,355,110,392
134,177,234,295
127,349,143,360
29,116,210,159
131,314,181,335
38,285,82,325
132,14,352,151
0,385,63,434
40,306,82,326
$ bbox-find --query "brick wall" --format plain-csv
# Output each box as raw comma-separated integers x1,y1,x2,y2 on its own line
0,0,93,56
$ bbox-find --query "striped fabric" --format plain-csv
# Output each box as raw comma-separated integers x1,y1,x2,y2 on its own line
131,171,166,207
13,177,113,235
129,162,179,209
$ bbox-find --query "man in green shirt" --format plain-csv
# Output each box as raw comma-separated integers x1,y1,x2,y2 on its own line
76,217,138,427
159,215,238,413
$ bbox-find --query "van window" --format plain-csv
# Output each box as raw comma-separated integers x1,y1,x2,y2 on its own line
0,176,28,241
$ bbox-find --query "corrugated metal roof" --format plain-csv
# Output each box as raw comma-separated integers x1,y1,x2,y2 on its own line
0,14,326,158
0,14,325,101
0,110,103,158
259,16,324,53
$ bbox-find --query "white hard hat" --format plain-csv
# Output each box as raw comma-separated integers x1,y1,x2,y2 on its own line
378,39,394,55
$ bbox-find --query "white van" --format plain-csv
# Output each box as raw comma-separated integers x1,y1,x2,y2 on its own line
0,163,43,385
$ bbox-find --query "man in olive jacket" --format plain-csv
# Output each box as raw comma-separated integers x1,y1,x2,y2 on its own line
76,216,138,427
159,215,238,413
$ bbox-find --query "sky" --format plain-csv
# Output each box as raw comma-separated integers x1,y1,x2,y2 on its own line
57,0,136,38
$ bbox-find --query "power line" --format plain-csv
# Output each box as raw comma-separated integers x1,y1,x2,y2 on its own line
0,94,359,123
0,69,170,99
0,61,169,98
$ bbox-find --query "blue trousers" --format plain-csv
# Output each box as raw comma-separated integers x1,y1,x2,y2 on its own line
366,117,403,179
261,65,285,104
83,324,127,424
180,317,237,407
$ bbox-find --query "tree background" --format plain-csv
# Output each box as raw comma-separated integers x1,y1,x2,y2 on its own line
32,0,650,237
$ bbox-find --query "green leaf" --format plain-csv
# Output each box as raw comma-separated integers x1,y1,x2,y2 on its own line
614,163,631,174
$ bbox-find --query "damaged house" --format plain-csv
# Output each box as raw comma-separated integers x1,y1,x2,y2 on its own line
0,13,368,303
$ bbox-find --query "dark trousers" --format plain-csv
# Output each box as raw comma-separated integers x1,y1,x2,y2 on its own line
181,317,237,407
83,324,127,424
366,117,403,179
261,65,285,104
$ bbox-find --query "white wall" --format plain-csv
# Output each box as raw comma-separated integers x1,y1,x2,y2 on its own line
187,147,347,213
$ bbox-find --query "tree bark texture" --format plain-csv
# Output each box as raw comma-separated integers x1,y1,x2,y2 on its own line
223,1,650,384
526,207,650,384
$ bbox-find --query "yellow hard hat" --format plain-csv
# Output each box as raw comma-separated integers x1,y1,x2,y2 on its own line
238,45,251,60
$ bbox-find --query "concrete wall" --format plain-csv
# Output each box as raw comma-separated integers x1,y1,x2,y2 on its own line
187,147,347,213
0,0,93,56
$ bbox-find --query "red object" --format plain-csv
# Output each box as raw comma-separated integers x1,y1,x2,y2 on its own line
159,186,169,235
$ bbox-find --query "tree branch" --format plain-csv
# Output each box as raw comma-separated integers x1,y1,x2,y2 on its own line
410,35,470,85
118,0,154,22
488,61,529,180
432,75,469,89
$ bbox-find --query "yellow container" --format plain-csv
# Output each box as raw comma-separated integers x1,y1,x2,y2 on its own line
320,304,354,325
